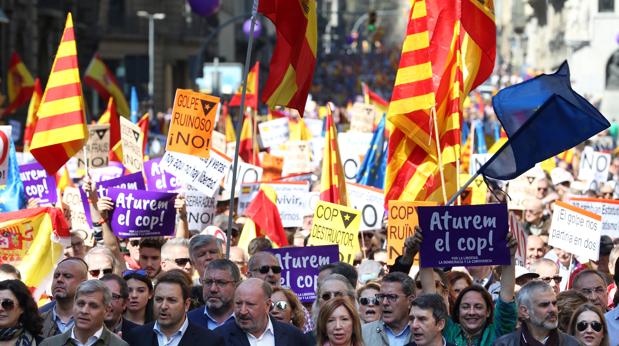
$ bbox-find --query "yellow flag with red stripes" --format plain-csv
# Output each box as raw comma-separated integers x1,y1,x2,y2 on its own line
320,106,348,206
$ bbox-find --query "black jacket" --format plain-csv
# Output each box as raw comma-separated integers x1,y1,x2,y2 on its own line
124,319,224,346
214,317,312,346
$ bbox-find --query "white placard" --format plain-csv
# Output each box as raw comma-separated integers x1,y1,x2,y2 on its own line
238,181,309,227
258,118,290,148
160,150,232,197
347,182,385,231
184,184,217,232
349,103,377,133
77,124,110,170
506,174,537,210
282,140,312,176
469,153,492,176
62,186,94,246
569,197,619,237
222,160,263,195
548,201,602,261
211,131,227,153
120,117,143,172
578,147,611,183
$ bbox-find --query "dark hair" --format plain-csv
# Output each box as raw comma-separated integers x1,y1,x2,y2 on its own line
411,294,449,324
382,272,415,297
557,290,589,332
452,285,494,326
567,303,609,346
206,259,241,283
319,262,358,289
316,297,363,346
445,271,473,306
0,280,43,335
100,273,129,299
155,269,192,301
0,263,21,279
572,269,608,290
123,271,154,323
139,237,165,251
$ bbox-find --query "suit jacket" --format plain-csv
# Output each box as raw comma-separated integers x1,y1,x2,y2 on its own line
40,326,128,346
120,318,139,341
214,316,311,346
125,319,224,346
40,308,62,338
362,320,413,346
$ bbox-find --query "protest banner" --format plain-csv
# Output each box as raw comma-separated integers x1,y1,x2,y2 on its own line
459,174,488,205
548,201,602,261
0,126,12,185
76,124,110,170
107,188,177,238
338,132,373,182
62,187,94,246
238,181,309,227
144,158,182,192
261,153,284,181
184,184,217,232
120,117,143,172
211,130,227,153
347,182,385,231
282,140,312,176
14,151,34,166
349,103,377,133
417,204,510,267
309,201,361,264
386,201,436,265
167,89,219,159
96,172,145,198
269,245,339,302
310,137,324,170
506,172,538,210
90,162,124,183
19,162,58,205
222,160,263,195
568,197,619,236
578,147,611,183
469,153,492,176
258,117,290,148
160,149,232,198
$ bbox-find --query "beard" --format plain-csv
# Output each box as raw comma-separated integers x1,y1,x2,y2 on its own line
529,311,558,330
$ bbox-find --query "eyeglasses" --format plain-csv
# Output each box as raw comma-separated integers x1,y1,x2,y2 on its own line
89,268,113,277
168,258,192,266
252,265,282,274
0,299,15,311
580,287,606,296
359,297,380,306
375,293,403,303
539,275,562,283
415,280,446,290
202,279,235,288
320,291,345,301
576,321,603,332
122,269,147,278
271,301,289,311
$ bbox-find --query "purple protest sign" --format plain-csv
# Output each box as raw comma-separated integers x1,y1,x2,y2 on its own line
107,188,177,238
97,172,146,197
19,162,58,205
143,158,182,192
417,204,510,268
90,162,124,183
268,245,339,302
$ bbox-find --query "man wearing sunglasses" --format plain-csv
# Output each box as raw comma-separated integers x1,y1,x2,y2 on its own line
161,238,194,276
246,252,282,288
494,280,580,346
530,259,561,295
85,246,118,280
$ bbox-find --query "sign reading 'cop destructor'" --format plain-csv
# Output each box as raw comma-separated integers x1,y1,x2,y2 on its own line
548,201,602,262
417,204,510,267
308,201,361,265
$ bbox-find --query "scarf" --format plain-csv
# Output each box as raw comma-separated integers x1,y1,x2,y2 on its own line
0,327,36,346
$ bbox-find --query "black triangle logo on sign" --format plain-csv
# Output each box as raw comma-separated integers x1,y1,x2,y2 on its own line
340,211,357,229
475,179,483,188
200,99,217,116
95,129,108,140
527,176,535,185
461,189,471,201
132,130,140,143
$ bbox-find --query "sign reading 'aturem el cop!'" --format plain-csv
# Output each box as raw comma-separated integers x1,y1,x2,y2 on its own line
107,188,177,238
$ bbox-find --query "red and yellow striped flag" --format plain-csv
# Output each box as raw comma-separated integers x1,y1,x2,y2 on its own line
3,52,35,116
98,97,123,162
320,108,348,206
24,78,43,151
85,54,130,116
138,112,149,156
239,115,260,165
385,0,495,204
230,62,259,109
258,0,317,115
30,13,88,175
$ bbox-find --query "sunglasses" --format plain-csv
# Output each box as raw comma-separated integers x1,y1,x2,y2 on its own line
359,297,380,306
253,265,282,274
540,275,562,283
169,258,192,266
0,299,15,311
576,321,603,332
89,268,113,277
271,301,289,311
321,291,345,301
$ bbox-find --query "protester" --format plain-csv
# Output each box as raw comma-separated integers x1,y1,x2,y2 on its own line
567,303,609,346
357,281,382,324
318,262,358,290
445,271,472,308
84,246,117,279
523,199,550,237
572,269,609,312
525,235,546,268
0,280,44,345
405,294,455,346
246,251,282,288
227,246,248,275
100,274,139,338
270,287,306,330
188,235,223,284
137,238,165,279
317,273,357,309
530,258,561,294
160,238,193,276
123,271,154,325
0,264,21,281
557,289,589,332
316,297,363,346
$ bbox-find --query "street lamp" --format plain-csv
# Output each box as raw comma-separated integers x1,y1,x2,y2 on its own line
137,10,165,121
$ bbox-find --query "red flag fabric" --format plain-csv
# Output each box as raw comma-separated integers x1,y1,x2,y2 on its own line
243,187,288,247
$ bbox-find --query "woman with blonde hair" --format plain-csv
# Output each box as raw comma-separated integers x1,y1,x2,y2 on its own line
270,287,306,330
316,297,364,346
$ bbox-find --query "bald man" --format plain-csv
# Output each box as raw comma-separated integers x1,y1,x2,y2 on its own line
530,258,561,294
523,198,550,237
526,235,546,268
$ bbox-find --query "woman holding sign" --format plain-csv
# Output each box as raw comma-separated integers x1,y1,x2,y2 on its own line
413,226,519,346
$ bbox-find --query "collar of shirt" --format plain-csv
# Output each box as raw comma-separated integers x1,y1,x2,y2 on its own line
383,322,410,338
52,305,75,332
247,317,274,341
70,326,104,346
203,307,235,329
153,315,189,346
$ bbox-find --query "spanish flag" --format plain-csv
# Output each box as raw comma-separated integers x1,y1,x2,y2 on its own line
138,112,149,156
238,185,287,251
3,52,35,116
29,13,88,175
85,54,130,116
24,78,43,151
320,108,348,206
98,98,123,162
362,82,389,116
230,62,259,109
239,115,260,165
258,0,317,115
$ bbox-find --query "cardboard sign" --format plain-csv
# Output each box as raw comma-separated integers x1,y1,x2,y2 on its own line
120,117,143,172
308,201,361,264
77,124,110,170
417,204,510,267
469,153,492,176
579,147,611,183
107,188,177,238
211,130,227,153
62,187,94,245
161,150,232,197
269,245,339,302
569,197,619,236
19,162,58,205
261,153,284,182
347,182,385,231
0,126,12,185
184,184,217,233
338,132,373,182
222,160,263,195
238,181,309,227
144,158,182,192
282,140,312,176
548,201,602,261
97,172,145,198
460,174,488,205
349,103,377,133
506,173,537,210
258,118,290,148
387,201,436,265
167,89,219,159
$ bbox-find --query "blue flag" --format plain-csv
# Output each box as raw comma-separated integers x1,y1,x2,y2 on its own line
480,61,609,180
356,114,387,188
130,86,139,123
0,139,26,212
475,121,487,154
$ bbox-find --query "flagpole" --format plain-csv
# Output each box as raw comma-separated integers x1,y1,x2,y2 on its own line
431,107,448,204
225,0,259,258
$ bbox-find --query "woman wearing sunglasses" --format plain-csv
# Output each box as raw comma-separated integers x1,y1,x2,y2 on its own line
0,280,44,345
567,303,609,346
357,282,382,324
123,271,154,326
316,297,364,346
270,287,306,330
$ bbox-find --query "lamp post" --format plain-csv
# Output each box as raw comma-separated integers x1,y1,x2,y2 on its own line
137,10,165,120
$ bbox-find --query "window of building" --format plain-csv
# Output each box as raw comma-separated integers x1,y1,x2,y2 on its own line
599,0,614,12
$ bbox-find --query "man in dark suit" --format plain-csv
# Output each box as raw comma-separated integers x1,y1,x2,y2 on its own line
405,294,456,346
101,274,139,339
215,278,311,346
125,269,223,345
